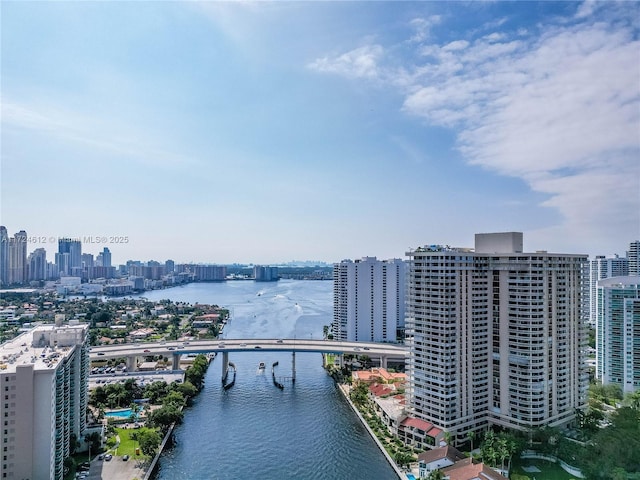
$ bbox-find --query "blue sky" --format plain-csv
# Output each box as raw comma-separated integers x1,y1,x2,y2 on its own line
1,1,638,265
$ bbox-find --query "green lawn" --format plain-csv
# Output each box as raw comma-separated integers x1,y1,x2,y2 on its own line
109,427,154,458
325,354,336,366
511,458,580,480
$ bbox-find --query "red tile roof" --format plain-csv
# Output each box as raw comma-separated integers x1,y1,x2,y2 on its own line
418,445,466,464
427,427,442,437
443,460,508,480
400,417,433,431
369,384,394,397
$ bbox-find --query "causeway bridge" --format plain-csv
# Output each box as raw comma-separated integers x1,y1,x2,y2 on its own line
89,338,408,382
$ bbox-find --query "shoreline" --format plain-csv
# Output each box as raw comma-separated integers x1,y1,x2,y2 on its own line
336,383,406,480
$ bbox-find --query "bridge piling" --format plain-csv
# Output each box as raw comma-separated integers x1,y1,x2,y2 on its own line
221,351,229,383
126,356,136,372
292,351,296,383
172,353,180,371
380,356,387,369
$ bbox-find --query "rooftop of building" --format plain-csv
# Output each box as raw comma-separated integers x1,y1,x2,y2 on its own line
417,445,466,465
442,457,509,480
352,367,407,383
400,416,433,432
597,276,640,287
410,232,587,258
0,322,88,374
373,394,405,421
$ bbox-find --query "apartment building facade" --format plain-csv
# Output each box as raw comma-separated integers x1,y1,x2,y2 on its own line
589,255,628,326
595,276,640,393
0,323,89,480
333,257,406,342
406,232,588,444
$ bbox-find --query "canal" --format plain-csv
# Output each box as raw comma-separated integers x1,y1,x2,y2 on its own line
129,279,399,480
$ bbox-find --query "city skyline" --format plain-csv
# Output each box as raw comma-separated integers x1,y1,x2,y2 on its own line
2,2,639,264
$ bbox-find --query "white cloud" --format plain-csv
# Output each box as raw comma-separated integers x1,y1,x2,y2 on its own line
483,32,506,43
409,15,442,43
307,44,384,79
310,6,640,248
442,40,469,52
575,1,597,19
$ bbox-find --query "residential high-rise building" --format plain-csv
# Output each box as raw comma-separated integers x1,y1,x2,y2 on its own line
0,226,8,287
165,259,175,273
0,323,90,480
406,232,588,444
82,253,94,269
57,238,82,274
629,240,640,276
254,265,279,282
101,247,112,268
28,248,47,282
55,252,70,277
595,276,640,393
332,257,406,343
8,230,27,285
589,255,628,325
193,264,226,281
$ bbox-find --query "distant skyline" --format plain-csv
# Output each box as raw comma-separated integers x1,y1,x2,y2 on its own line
2,2,639,265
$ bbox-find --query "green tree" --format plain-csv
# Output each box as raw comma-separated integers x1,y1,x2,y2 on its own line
350,382,369,407
427,470,445,480
625,390,640,410
147,404,183,431
581,407,640,479
162,391,186,409
467,430,476,451
137,429,162,457
170,380,197,401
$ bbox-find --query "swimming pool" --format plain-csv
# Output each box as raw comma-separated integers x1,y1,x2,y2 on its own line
105,408,135,418
406,474,417,480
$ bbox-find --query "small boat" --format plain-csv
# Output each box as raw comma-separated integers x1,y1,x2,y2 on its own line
258,362,266,370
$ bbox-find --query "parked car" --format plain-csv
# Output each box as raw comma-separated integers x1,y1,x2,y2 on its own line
98,453,104,460
104,454,112,461
122,455,129,461
143,349,150,353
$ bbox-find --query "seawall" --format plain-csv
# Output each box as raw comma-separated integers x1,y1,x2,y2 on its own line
337,383,406,480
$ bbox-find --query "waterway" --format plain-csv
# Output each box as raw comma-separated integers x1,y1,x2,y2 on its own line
127,280,399,480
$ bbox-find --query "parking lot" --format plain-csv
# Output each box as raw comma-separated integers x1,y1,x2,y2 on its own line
78,454,147,480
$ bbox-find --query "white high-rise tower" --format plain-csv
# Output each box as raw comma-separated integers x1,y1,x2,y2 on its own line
333,257,406,343
406,232,588,444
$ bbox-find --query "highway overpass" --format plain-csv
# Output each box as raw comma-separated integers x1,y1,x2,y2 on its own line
89,338,408,380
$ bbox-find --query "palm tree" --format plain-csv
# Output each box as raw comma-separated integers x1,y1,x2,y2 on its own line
467,430,476,452
443,431,452,446
497,437,509,470
481,430,498,466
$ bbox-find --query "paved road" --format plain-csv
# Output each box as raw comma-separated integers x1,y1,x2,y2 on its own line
83,455,147,480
